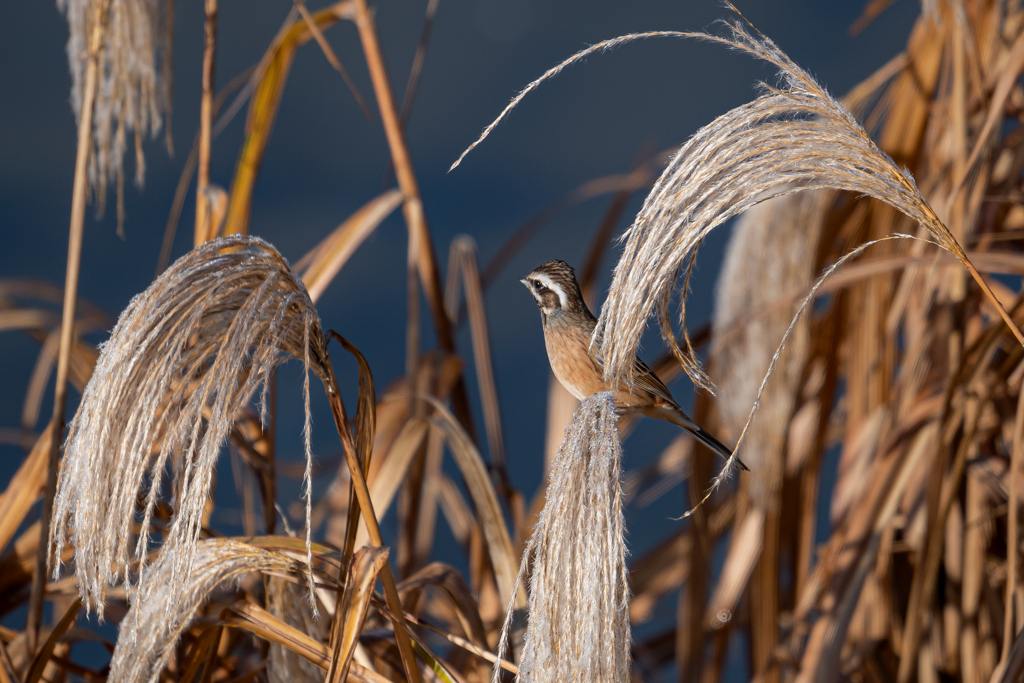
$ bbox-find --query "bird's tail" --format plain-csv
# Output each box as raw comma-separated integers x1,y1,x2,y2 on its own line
638,405,750,472
686,423,750,472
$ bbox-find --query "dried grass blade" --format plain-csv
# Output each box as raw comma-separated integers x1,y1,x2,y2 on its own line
298,190,403,303
812,422,937,683
290,0,370,120
227,601,331,668
226,601,391,683
320,355,421,683
28,0,107,649
156,65,257,275
951,27,1024,201
329,333,379,561
398,563,489,651
178,626,222,683
350,0,454,361
447,237,506,472
407,636,460,683
21,330,60,434
325,546,389,683
0,425,52,556
194,0,218,245
1005,383,1024,665
397,0,438,126
0,310,58,332
23,598,81,683
898,380,996,683
401,612,517,674
369,595,464,683
704,508,764,630
423,396,525,612
354,418,430,548
630,527,699,623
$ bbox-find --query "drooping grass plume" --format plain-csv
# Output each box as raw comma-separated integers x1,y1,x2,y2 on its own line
59,0,172,213
11,2,1024,682
109,539,305,683
493,393,630,683
598,19,1020,396
49,235,328,614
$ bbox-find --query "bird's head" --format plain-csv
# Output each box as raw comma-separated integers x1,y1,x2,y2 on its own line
520,260,585,317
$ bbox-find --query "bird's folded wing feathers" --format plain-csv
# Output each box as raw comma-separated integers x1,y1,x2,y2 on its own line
587,341,681,408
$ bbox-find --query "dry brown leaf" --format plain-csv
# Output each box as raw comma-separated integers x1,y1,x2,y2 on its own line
325,546,390,683
298,190,403,303
0,425,52,556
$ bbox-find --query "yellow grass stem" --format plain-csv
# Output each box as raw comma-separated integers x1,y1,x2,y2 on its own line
194,0,217,245
290,0,371,121
350,0,450,355
26,0,107,653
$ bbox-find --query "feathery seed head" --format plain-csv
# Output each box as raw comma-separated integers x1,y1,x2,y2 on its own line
110,539,305,683
50,235,327,615
59,0,172,215
493,392,630,682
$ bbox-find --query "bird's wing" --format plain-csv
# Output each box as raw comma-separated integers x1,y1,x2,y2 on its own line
587,340,680,407
631,356,680,408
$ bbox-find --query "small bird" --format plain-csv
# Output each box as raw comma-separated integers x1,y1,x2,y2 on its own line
521,259,747,471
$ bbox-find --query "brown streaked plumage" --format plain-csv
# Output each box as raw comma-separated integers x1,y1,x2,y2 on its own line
521,259,747,471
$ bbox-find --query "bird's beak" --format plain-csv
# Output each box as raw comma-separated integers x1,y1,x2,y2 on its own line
519,278,530,289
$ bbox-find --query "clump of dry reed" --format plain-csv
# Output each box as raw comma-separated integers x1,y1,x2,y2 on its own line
59,0,172,215
495,393,630,683
49,235,327,614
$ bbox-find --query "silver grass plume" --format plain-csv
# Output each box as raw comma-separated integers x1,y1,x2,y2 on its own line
59,0,172,209
50,235,328,615
110,539,304,683
597,20,970,394
493,393,630,683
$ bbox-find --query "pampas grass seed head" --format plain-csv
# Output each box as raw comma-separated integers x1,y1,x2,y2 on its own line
50,235,328,615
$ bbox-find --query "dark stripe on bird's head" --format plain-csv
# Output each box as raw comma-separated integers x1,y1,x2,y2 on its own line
522,260,588,315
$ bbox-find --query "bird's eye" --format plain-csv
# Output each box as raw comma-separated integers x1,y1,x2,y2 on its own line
531,279,542,289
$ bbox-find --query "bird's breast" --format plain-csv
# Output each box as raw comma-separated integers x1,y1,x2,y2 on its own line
542,319,607,401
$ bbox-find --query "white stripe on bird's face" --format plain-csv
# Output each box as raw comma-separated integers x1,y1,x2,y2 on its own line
529,272,567,309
